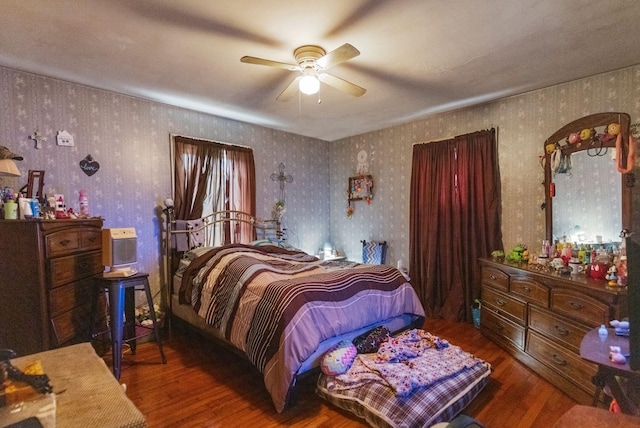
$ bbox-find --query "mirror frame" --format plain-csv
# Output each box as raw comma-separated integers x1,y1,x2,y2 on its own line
543,112,634,242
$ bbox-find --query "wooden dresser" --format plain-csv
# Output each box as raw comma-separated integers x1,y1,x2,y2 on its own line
0,218,103,356
478,258,628,404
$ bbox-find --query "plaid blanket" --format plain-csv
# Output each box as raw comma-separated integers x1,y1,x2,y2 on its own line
318,331,492,428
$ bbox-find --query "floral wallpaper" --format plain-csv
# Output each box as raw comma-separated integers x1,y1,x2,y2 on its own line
1,63,639,311
0,65,330,307
329,65,640,268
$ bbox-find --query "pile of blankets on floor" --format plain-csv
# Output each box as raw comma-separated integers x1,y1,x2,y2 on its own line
323,329,485,397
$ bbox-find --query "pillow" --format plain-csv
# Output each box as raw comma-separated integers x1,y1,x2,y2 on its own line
250,239,273,247
185,246,215,260
320,340,358,376
268,238,296,250
352,326,391,354
250,238,296,250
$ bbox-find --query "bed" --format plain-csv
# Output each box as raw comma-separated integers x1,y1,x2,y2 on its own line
165,210,426,413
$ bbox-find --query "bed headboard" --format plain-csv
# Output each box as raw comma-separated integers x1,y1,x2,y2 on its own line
162,202,282,302
163,202,281,254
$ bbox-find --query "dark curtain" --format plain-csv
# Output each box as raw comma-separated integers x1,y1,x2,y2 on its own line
409,129,503,322
225,147,256,243
172,136,256,243
173,135,224,220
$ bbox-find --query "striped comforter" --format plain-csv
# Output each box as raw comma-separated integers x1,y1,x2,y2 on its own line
179,244,425,412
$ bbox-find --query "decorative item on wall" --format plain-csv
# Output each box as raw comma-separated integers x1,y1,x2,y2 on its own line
356,150,369,175
270,162,293,202
346,174,373,217
56,130,75,147
348,175,373,203
79,154,100,176
29,129,47,149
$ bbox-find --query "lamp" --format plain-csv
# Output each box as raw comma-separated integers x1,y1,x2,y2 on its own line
299,69,320,95
0,146,23,177
0,159,21,177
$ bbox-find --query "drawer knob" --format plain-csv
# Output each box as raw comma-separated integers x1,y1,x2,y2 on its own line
495,322,504,331
496,298,506,306
522,286,531,293
552,354,567,366
59,239,71,247
490,275,497,280
569,301,583,310
554,325,569,336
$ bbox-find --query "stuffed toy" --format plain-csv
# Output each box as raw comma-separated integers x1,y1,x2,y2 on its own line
609,346,626,365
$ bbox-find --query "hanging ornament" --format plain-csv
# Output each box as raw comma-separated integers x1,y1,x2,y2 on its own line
347,202,354,218
79,154,100,176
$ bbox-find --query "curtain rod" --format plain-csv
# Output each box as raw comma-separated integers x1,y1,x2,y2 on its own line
412,127,498,146
170,133,252,150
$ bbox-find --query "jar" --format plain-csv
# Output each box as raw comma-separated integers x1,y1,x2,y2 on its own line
3,200,18,219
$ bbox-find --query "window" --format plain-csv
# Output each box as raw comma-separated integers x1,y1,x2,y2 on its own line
172,135,256,245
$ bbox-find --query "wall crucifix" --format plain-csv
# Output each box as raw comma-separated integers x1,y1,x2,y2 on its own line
270,162,293,202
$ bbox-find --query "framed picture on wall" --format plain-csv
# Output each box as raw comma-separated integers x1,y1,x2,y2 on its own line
348,175,373,201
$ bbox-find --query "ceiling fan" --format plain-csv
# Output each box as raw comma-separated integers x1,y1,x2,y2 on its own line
240,43,366,101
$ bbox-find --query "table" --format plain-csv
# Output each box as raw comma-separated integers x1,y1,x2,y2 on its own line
580,327,640,415
2,343,146,427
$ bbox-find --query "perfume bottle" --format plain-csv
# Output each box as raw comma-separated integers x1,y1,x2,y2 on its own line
79,189,89,217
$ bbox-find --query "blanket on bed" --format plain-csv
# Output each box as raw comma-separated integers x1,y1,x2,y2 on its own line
178,243,425,412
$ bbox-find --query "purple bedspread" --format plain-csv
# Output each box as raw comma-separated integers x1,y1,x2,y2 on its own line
179,244,425,412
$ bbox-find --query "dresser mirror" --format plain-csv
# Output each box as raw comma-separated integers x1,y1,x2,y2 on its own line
544,112,633,244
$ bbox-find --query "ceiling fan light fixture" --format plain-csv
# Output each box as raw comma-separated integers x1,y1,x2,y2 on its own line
299,75,320,95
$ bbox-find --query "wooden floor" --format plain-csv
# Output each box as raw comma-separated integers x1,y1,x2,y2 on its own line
113,319,578,427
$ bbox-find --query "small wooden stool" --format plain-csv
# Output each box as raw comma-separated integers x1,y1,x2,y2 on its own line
91,272,166,380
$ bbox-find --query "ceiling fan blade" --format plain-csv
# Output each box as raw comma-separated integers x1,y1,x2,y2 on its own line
240,56,299,71
318,73,366,97
316,43,360,69
276,76,303,101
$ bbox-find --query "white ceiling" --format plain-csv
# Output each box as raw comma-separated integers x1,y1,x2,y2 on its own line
2,1,640,141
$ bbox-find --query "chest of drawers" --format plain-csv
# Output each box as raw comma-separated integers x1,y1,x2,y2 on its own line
479,258,627,404
0,219,103,356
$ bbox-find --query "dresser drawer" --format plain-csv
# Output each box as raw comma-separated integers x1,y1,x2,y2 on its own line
482,266,509,291
481,305,525,349
46,228,102,258
50,302,92,347
551,289,609,327
482,286,527,324
526,330,596,395
510,277,549,307
528,305,591,353
49,277,95,317
48,250,103,288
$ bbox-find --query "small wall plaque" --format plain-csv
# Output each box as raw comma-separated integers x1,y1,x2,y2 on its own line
57,130,74,147
79,154,100,176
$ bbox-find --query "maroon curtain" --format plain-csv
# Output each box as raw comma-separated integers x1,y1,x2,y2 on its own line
173,136,256,243
409,129,503,322
173,136,224,221
225,147,256,243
